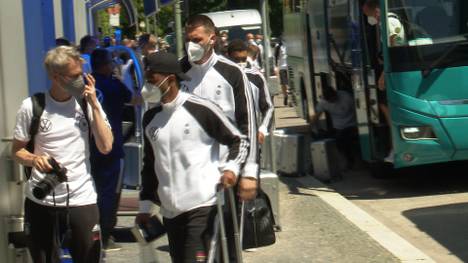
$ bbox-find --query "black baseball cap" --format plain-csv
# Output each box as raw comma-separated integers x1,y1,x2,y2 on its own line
144,52,191,81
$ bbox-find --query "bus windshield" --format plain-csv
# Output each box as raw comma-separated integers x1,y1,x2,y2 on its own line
386,0,468,72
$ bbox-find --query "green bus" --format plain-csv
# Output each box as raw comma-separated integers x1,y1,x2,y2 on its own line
283,0,468,173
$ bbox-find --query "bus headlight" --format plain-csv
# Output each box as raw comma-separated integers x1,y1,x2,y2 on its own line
400,126,437,140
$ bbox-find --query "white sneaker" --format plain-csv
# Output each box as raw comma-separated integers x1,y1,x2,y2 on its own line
384,149,394,163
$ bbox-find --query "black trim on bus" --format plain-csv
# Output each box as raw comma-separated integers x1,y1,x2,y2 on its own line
389,42,468,72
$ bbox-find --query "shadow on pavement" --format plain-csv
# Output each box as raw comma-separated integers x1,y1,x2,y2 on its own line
277,175,318,197
328,161,468,200
403,202,468,262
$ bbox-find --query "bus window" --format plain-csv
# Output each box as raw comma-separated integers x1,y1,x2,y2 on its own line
386,0,468,73
387,0,468,46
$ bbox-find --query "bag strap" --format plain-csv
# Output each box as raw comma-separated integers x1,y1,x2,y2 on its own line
26,93,45,152
77,98,91,138
24,93,45,179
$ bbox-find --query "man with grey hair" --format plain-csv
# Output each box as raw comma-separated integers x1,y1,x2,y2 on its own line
11,46,113,263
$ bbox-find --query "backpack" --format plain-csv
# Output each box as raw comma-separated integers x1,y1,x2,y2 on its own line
25,93,89,179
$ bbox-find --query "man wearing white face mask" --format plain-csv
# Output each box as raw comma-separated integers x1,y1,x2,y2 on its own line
136,52,249,262
180,15,259,202
11,46,113,263
362,0,406,163
363,0,406,47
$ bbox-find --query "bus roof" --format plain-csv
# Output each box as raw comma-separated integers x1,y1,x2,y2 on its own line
202,9,262,29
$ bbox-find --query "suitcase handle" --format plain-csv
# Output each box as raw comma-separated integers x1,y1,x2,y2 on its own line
207,185,243,263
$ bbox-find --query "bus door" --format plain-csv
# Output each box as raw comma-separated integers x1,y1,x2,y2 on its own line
348,0,380,162
382,0,468,168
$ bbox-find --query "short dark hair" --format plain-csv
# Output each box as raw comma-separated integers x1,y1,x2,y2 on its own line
55,37,71,47
91,48,112,72
185,14,216,34
364,0,379,9
80,35,95,52
227,39,248,55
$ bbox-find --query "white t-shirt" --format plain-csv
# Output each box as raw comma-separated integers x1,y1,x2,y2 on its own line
278,45,288,70
315,90,357,130
14,92,109,207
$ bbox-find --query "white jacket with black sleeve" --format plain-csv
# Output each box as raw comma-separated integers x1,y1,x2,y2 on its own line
180,52,258,179
244,67,274,136
139,92,249,219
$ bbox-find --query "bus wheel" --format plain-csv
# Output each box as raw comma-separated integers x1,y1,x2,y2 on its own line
369,161,394,179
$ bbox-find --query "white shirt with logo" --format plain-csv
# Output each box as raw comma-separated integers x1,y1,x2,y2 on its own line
14,92,108,207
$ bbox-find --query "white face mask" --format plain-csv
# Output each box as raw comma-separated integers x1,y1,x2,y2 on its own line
186,41,206,63
140,76,170,103
61,75,86,98
367,16,379,26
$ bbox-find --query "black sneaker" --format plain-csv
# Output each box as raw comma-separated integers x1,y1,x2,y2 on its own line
103,238,122,252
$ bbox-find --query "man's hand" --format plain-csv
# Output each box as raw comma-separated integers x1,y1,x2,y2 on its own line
257,132,265,145
238,177,257,201
83,74,99,109
135,213,152,226
32,155,53,173
220,170,237,188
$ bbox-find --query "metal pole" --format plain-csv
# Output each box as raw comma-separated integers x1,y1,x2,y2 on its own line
153,13,158,48
174,1,184,58
261,0,277,172
145,17,150,33
135,14,140,36
261,0,271,79
183,0,190,18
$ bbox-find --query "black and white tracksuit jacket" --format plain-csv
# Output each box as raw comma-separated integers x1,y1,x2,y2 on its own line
244,67,274,135
180,52,258,178
139,92,248,218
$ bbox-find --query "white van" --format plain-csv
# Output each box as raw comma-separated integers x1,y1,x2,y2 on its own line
202,9,262,40
203,9,280,95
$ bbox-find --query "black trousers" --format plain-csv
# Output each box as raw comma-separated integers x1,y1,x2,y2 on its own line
163,206,217,263
91,158,124,242
24,198,101,263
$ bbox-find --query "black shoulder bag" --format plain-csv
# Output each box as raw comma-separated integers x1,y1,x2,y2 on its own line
242,176,277,249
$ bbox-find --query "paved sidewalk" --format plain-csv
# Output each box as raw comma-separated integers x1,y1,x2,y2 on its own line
105,94,401,262
106,175,399,263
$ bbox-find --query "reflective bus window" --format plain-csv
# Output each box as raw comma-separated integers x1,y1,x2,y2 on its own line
386,0,468,72
387,0,468,47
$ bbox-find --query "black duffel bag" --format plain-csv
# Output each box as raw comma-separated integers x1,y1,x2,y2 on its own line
242,188,276,249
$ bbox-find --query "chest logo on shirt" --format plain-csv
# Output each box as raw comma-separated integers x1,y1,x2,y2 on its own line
39,118,52,133
184,123,190,135
75,113,89,132
149,127,160,141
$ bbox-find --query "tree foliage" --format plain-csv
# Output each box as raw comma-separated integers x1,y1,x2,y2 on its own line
96,0,284,39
